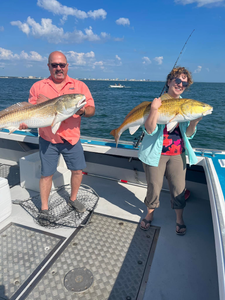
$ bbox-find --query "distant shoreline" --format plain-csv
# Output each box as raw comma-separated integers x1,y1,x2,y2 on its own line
0,76,223,83
0,76,160,82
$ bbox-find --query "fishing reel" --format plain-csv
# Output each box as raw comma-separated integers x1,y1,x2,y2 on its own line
133,132,145,148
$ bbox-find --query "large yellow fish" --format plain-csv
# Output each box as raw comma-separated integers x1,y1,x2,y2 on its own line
0,93,86,134
110,93,213,146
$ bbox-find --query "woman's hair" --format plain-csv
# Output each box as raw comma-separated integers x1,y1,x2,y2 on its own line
165,66,193,92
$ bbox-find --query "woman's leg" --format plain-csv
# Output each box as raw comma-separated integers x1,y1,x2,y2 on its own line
165,153,186,234
141,156,168,229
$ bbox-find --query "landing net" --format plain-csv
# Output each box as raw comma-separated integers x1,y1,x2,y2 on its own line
14,184,99,228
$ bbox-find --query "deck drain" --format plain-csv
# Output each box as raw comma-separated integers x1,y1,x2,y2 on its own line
64,267,94,292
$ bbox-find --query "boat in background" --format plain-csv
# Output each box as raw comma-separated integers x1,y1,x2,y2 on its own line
109,83,125,88
0,128,224,299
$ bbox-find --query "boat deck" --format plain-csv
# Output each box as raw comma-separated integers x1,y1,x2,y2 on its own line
0,171,219,300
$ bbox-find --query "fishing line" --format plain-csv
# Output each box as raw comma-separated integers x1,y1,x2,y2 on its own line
133,29,195,148
159,29,195,97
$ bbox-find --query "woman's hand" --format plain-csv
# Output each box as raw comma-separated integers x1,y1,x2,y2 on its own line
145,97,161,134
186,117,202,137
190,117,202,126
151,97,162,111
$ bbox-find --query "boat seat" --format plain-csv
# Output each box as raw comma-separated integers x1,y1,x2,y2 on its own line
19,152,71,192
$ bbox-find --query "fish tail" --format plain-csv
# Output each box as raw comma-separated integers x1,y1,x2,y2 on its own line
110,128,120,147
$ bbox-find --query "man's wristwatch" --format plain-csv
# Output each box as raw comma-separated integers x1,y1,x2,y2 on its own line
80,110,85,117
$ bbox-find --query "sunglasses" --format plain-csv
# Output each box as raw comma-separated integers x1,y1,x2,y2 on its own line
174,77,189,88
50,63,67,68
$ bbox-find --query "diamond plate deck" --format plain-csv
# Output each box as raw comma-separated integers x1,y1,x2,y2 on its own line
0,223,65,300
23,213,160,300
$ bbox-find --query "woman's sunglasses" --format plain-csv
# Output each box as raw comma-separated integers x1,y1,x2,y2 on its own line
174,77,189,88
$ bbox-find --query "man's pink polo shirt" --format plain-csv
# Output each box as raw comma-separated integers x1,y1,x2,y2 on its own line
28,76,95,145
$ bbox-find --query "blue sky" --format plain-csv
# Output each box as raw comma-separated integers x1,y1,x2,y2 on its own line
0,0,224,82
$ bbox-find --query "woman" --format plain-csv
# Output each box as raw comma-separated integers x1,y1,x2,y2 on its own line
138,67,201,235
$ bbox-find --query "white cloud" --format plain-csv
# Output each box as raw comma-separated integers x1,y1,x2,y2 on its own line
142,57,151,64
0,48,19,60
101,32,110,38
37,0,107,19
194,66,202,73
206,68,210,72
67,51,95,66
87,9,107,20
11,20,30,34
11,17,101,43
0,47,46,61
67,51,122,70
174,0,224,7
85,51,95,58
154,56,163,65
114,37,124,42
116,18,130,26
83,26,100,42
20,51,45,61
93,61,104,69
0,26,4,32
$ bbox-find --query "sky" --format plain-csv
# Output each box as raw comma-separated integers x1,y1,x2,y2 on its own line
0,0,224,82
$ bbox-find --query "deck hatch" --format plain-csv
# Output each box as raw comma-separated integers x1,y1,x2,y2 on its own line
23,213,160,300
0,223,65,300
0,164,20,187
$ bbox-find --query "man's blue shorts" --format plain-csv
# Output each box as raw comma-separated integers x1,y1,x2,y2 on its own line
39,137,86,177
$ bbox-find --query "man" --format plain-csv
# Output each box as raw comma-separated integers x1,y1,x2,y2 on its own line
19,51,95,214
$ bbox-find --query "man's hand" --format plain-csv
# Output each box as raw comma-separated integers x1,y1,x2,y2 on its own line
76,106,95,117
19,123,28,130
76,107,85,116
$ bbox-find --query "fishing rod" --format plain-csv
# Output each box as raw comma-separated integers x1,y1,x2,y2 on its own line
133,29,195,148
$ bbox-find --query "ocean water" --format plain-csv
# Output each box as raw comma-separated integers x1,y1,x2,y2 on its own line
0,78,224,150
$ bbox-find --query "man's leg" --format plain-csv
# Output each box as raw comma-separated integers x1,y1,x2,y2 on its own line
39,137,59,212
61,140,86,213
40,175,53,211
70,170,83,201
68,170,86,212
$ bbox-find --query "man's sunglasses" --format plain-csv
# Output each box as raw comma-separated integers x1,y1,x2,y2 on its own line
50,63,67,68
174,77,189,88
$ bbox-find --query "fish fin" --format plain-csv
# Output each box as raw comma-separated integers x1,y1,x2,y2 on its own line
124,101,151,121
51,122,61,134
160,93,173,101
0,102,32,117
167,121,178,133
3,127,18,134
37,94,50,103
129,125,140,135
110,128,120,147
